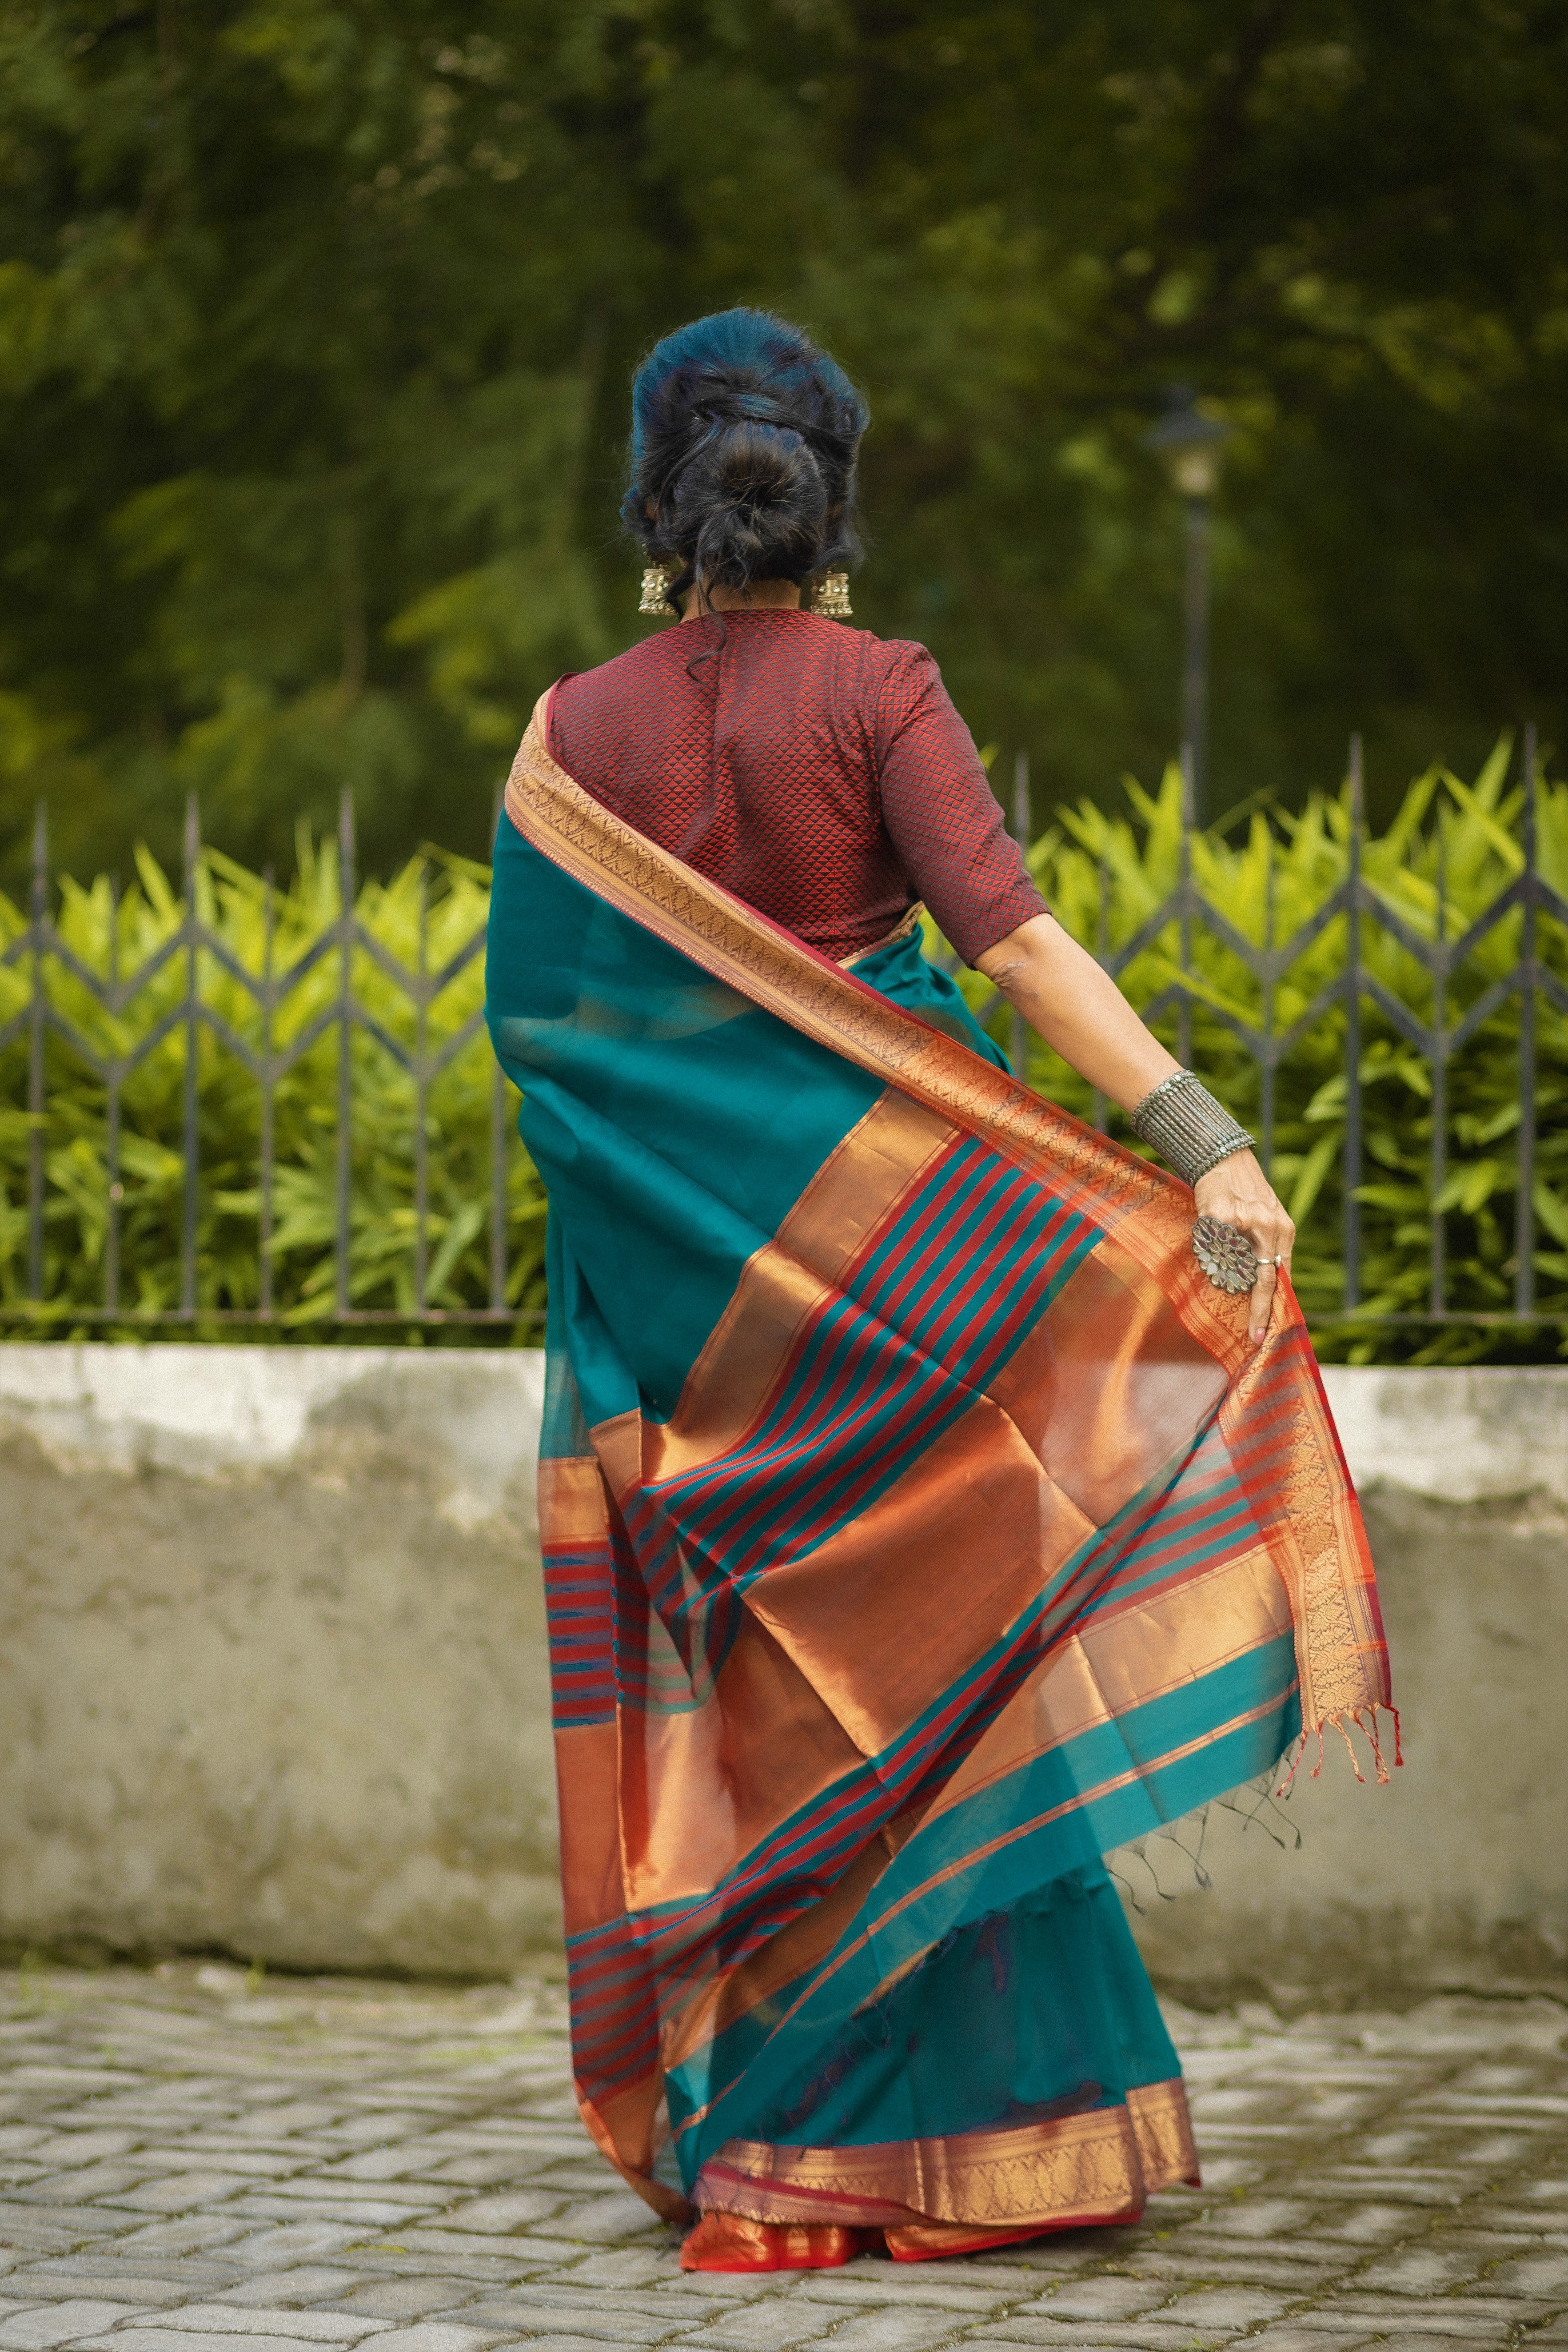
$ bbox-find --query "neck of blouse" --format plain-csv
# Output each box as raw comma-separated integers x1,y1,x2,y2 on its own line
679,578,803,622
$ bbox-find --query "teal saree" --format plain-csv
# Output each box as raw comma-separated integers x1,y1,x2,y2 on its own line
485,697,1395,2247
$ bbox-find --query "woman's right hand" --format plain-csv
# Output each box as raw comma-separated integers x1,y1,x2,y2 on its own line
1193,1150,1295,1347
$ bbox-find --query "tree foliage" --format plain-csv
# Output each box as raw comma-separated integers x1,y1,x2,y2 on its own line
3,1,1568,887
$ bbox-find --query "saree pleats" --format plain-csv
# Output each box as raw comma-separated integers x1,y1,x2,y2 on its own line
486,697,1394,2233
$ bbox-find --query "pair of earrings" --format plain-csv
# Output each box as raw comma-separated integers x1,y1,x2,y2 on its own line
638,565,851,618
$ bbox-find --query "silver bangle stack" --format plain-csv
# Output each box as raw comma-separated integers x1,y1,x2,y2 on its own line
1130,1069,1255,1190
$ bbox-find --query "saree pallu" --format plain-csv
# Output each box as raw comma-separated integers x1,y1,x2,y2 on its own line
486,696,1396,2242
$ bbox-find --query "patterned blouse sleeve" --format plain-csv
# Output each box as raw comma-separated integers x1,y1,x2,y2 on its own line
872,642,1049,966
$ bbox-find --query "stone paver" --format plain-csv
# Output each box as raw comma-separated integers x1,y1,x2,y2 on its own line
0,1968,1564,2352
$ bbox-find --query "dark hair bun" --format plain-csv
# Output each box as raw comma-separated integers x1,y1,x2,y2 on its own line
621,309,868,611
676,418,826,594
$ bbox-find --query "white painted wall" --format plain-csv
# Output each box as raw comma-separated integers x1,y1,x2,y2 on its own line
3,1344,1556,1503
1320,1363,1568,1506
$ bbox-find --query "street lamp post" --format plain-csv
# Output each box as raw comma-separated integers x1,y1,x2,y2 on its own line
1146,387,1230,825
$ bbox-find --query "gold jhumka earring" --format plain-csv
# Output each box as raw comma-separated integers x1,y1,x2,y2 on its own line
809,572,852,618
638,562,676,614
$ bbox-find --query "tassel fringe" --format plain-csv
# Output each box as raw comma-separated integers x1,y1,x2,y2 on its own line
1276,1703,1401,1798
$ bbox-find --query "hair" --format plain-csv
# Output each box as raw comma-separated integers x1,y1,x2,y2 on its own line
621,308,869,613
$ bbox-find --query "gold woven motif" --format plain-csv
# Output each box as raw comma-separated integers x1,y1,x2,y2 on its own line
697,2079,1197,2227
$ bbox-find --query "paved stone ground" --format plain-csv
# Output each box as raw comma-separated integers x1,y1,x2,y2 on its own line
0,1964,1564,2352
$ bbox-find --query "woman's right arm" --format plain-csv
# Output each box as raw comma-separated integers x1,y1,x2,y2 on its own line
870,650,1294,1345
977,913,1181,1113
977,914,1295,1347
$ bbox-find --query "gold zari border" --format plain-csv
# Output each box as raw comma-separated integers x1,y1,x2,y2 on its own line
693,2077,1199,2227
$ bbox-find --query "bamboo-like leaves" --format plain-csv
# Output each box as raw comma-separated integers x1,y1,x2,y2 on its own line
0,839,543,1335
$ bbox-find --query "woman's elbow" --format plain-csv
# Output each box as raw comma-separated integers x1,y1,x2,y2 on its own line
975,912,1059,992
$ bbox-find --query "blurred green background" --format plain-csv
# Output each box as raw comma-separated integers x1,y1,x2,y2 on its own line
3,0,1567,889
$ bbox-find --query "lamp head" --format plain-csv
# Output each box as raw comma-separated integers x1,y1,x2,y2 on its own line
1146,384,1229,499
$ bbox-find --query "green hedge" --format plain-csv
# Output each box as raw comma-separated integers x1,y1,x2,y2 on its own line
994,742,1568,1363
0,836,546,1338
1,747,1564,1359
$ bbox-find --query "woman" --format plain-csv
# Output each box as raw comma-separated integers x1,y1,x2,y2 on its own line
485,309,1394,2273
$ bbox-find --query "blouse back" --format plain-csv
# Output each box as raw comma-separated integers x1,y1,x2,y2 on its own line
547,608,1043,966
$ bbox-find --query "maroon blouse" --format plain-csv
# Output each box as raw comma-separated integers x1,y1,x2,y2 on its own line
547,608,1045,966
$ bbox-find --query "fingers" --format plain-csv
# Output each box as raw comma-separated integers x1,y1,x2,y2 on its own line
1192,1155,1294,1345
1248,1258,1277,1346
1239,1214,1293,1277
1243,1213,1293,1344
1225,1197,1293,1345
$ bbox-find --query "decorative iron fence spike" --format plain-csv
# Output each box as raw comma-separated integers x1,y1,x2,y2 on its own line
26,804,47,1300
1345,735,1365,1313
1430,800,1449,1316
1177,743,1194,1070
1517,722,1539,1319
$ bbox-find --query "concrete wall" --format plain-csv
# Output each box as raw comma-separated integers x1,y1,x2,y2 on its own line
1128,1364,1568,2004
0,1346,555,1978
0,1346,1563,1996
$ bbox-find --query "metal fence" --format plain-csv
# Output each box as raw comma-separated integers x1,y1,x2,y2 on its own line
0,794,523,1333
969,730,1567,1335
1,733,1564,1339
